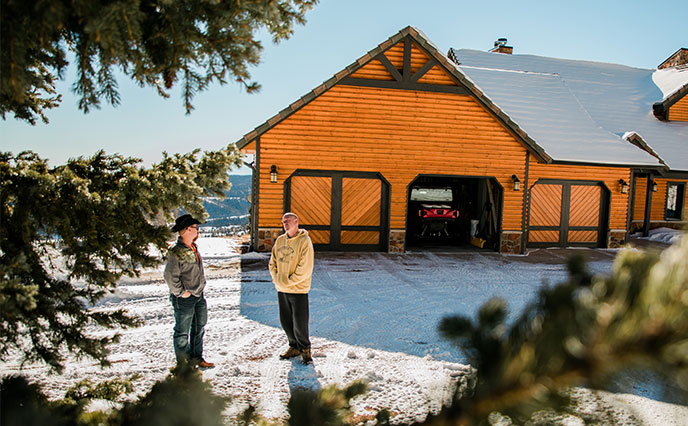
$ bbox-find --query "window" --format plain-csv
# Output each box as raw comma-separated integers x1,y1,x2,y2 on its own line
410,187,453,202
665,182,686,220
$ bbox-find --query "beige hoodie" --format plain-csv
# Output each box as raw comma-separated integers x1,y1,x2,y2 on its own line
269,229,314,294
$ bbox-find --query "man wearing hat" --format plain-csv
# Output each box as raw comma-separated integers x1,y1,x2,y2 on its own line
164,214,214,368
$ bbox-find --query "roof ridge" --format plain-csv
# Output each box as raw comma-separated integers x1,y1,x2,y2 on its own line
457,64,560,77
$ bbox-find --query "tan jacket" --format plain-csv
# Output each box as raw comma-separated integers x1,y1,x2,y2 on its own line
269,229,314,294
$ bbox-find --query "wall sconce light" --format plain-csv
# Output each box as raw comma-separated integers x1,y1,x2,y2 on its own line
511,174,521,191
651,181,658,192
270,165,278,183
618,178,628,194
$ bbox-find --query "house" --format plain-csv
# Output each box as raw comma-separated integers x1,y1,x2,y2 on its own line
235,26,688,254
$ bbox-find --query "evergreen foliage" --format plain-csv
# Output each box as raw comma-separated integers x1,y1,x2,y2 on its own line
430,232,688,425
287,381,368,426
115,364,229,426
1,0,318,124
0,147,242,372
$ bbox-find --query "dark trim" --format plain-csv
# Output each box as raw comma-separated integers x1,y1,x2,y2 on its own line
376,53,403,82
402,38,412,82
521,152,529,252
410,59,437,83
662,170,688,179
251,137,261,251
626,169,635,243
550,159,664,170
340,77,470,95
283,169,390,252
642,175,654,237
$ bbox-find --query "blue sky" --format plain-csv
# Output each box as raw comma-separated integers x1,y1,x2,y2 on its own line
2,0,686,174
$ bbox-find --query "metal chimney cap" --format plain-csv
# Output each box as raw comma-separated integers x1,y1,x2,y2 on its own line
494,37,508,47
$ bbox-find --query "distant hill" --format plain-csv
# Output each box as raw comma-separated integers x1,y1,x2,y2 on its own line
203,174,251,227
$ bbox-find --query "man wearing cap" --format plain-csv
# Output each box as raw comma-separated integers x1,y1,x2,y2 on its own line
269,212,315,364
164,214,214,369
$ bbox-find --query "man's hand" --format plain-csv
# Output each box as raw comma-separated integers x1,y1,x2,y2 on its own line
181,291,192,298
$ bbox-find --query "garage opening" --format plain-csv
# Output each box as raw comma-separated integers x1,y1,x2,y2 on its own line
405,175,503,251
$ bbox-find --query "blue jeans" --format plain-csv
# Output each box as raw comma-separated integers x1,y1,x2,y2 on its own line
170,293,207,365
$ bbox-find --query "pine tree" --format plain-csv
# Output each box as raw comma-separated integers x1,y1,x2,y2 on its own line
1,0,318,124
0,147,242,372
427,232,688,425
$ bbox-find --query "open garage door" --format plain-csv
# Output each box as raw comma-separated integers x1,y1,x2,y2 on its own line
285,170,390,251
527,180,610,248
406,175,503,251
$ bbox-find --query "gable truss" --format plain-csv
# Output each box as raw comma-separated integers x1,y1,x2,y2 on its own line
341,37,469,95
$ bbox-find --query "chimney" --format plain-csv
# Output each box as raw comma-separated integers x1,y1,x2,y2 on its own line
489,38,513,54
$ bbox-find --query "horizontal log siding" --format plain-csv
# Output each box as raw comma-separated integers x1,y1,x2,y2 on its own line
350,59,395,81
383,42,430,75
418,65,457,85
634,178,688,221
528,156,630,230
258,85,528,230
669,96,688,122
633,177,648,220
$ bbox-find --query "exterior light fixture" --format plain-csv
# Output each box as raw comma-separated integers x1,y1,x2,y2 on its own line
511,174,521,191
652,181,658,192
618,178,628,194
270,165,278,183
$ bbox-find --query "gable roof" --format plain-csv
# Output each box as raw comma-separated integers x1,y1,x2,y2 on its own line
234,26,664,169
652,66,688,119
234,26,551,163
450,48,688,171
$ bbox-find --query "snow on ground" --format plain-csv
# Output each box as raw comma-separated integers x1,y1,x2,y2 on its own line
3,236,687,425
632,227,683,245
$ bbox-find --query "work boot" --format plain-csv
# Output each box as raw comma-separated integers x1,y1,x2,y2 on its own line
280,347,300,359
197,359,215,369
301,348,312,365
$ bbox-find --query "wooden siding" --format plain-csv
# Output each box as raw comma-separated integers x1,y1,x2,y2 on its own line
417,65,457,85
257,84,529,231
569,185,601,227
528,156,630,230
342,178,381,226
633,177,688,221
529,184,562,227
350,59,395,81
349,40,447,84
290,176,331,225
669,95,688,122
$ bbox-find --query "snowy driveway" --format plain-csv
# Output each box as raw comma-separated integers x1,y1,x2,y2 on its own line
6,240,686,424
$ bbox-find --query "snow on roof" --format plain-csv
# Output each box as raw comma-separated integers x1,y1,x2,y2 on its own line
451,49,688,171
456,66,660,166
653,67,688,100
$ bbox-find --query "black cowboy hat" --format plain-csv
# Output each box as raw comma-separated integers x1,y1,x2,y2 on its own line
171,214,201,232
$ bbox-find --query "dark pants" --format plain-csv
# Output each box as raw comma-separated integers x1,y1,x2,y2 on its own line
170,293,207,364
278,292,311,351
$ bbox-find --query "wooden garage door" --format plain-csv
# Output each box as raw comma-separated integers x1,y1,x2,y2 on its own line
290,175,332,245
528,181,608,248
286,170,389,251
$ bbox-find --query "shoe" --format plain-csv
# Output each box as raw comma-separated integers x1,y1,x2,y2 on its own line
197,359,215,369
301,348,312,365
280,347,301,359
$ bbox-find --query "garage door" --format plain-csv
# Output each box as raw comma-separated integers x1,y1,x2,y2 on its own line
286,170,389,251
527,180,609,248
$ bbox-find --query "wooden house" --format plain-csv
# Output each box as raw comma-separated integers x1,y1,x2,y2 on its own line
235,27,688,254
